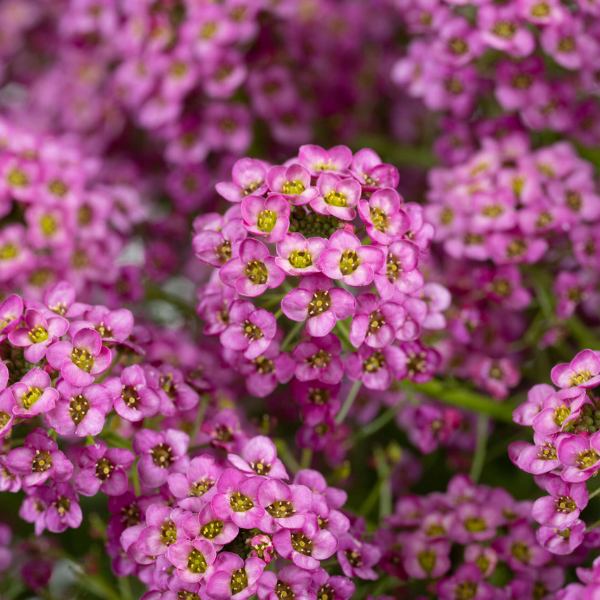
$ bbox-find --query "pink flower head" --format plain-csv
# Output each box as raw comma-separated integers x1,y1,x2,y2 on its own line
205,553,265,600
6,428,73,487
345,345,407,391
275,233,327,276
104,365,160,423
309,569,355,600
40,482,82,534
75,441,135,497
374,241,423,300
403,535,451,579
12,367,58,419
350,294,406,349
241,194,290,243
266,164,317,206
557,432,600,483
68,306,134,344
516,432,567,475
297,144,352,177
168,454,223,502
220,300,276,360
0,294,23,341
281,273,355,338
0,387,16,439
337,534,381,580
531,476,588,529
133,429,190,488
536,520,586,556
8,308,68,363
551,350,600,389
227,435,288,479
357,188,410,245
318,230,385,287
311,174,361,221
350,149,399,191
437,563,493,600
211,469,266,528
258,564,313,600
220,238,285,297
478,4,535,58
257,479,313,533
193,214,247,268
532,388,588,435
46,329,112,387
136,505,187,558
273,513,338,570
182,502,239,549
168,538,217,584
291,334,344,385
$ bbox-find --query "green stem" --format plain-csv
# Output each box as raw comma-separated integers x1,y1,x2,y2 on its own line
401,379,516,423
132,459,141,497
333,320,353,351
300,448,313,470
281,320,305,352
587,518,600,533
336,381,362,424
97,348,123,383
589,485,600,500
374,445,392,517
190,394,210,444
470,414,489,483
145,282,197,319
274,308,283,320
275,439,300,474
352,404,402,443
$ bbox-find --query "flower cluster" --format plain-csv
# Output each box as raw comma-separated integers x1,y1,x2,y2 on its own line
0,117,146,301
373,474,586,599
393,0,600,144
511,350,600,556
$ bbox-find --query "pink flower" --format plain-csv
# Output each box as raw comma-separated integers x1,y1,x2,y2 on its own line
241,194,290,243
266,164,317,206
311,174,361,221
8,308,68,363
357,188,410,245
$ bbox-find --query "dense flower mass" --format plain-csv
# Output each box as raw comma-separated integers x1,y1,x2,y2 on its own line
2,0,600,599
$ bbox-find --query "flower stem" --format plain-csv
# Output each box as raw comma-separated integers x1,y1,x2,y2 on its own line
132,459,141,497
587,518,600,533
351,404,402,443
336,380,362,424
190,394,209,445
300,448,312,470
281,319,305,352
275,439,300,474
470,414,489,483
97,348,123,383
589,485,600,500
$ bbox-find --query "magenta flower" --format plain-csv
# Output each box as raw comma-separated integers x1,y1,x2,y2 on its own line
39,482,82,534
403,535,451,579
536,520,586,556
8,308,68,363
205,553,265,600
133,429,190,488
357,188,410,245
297,144,352,177
337,534,381,580
168,539,217,584
266,164,317,206
281,273,354,338
557,432,600,483
46,329,112,387
220,238,285,297
46,380,111,437
257,479,312,533
551,350,600,389
345,345,407,391
437,563,493,600
227,435,288,479
193,213,247,268
0,388,15,439
182,502,239,549
513,383,554,426
531,388,588,435
6,428,73,487
493,523,552,572
0,294,23,341
311,174,361,221
531,476,588,529
291,380,341,427
309,569,355,600
143,364,199,414
44,282,88,319
211,469,266,528
137,505,187,557
220,300,276,360
318,230,384,287
350,149,399,191
516,432,566,475
275,233,327,276
350,294,406,349
478,4,535,58
258,564,313,600
373,241,423,300
74,441,135,497
292,334,344,385
104,365,160,422
68,306,134,344
168,454,223,502
11,368,58,419
273,514,338,570
241,194,290,243
215,158,268,203
449,502,503,544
